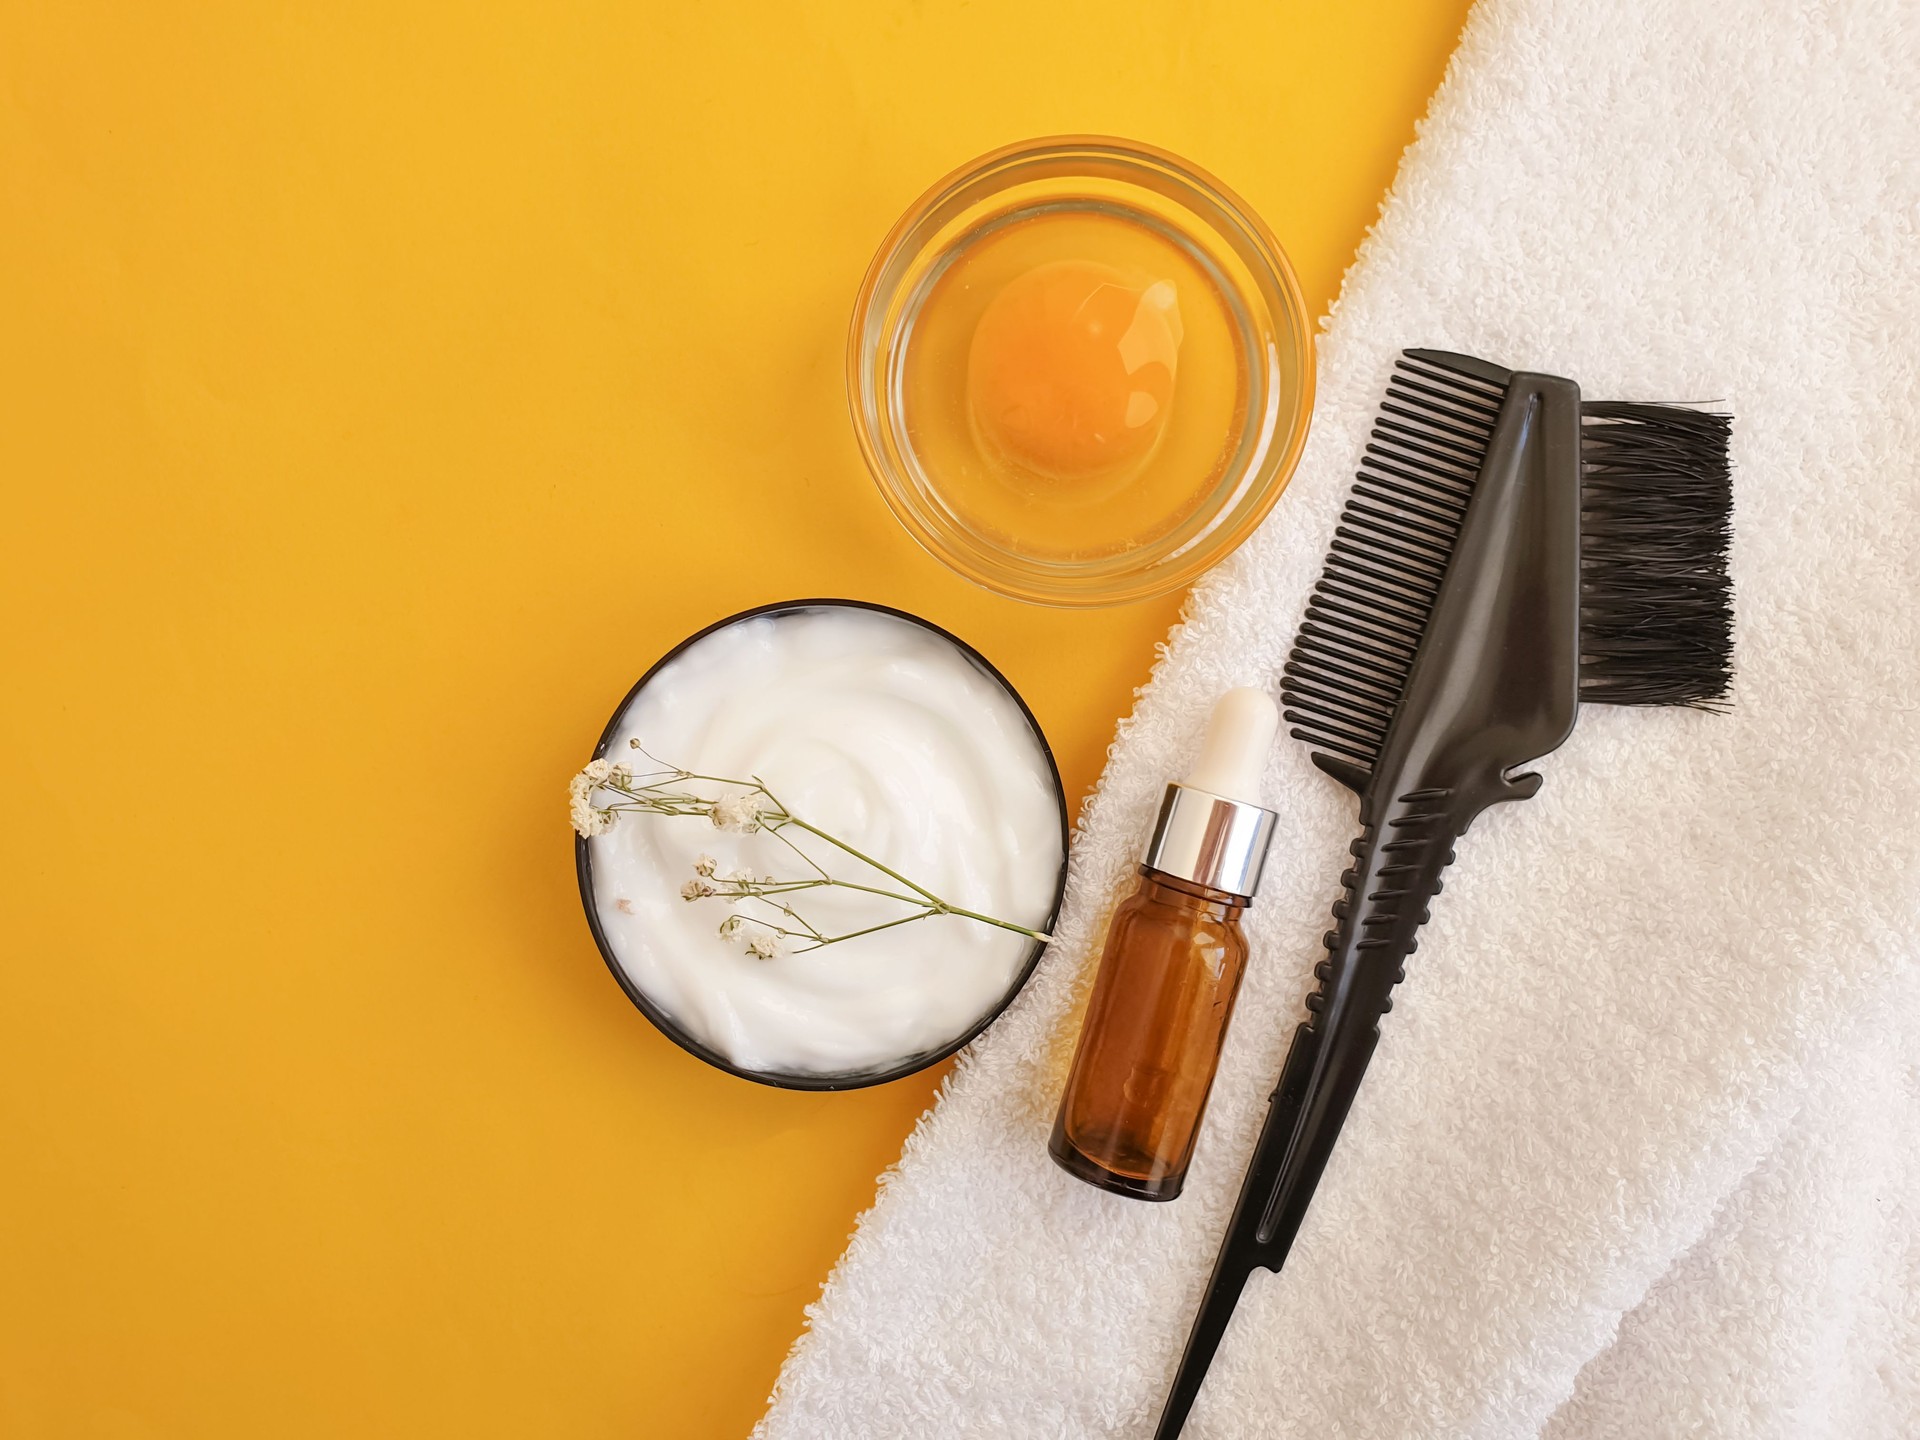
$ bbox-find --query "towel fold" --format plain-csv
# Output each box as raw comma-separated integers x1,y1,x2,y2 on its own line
757,0,1920,1433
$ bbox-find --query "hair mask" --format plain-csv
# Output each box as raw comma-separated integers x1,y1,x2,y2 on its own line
585,605,1065,1079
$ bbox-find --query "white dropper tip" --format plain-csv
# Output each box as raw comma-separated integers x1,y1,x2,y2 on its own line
1181,688,1279,805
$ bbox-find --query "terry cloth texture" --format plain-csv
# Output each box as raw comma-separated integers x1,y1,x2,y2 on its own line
757,0,1920,1434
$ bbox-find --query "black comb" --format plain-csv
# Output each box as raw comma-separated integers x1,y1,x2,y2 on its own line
1154,351,1732,1439
1283,355,1733,777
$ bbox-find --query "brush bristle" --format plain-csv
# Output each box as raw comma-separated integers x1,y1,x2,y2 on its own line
1579,402,1734,709
1280,352,1504,771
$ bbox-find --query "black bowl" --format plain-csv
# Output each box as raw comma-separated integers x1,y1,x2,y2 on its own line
575,598,1070,1091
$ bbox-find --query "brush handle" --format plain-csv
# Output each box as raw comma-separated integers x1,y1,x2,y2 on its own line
1256,793,1463,1245
1153,798,1463,1440
1151,1015,1338,1440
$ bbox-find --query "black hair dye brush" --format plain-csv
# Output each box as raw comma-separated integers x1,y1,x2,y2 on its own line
1154,351,1732,1438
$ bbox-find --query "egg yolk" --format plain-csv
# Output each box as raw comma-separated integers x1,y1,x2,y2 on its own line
966,260,1183,482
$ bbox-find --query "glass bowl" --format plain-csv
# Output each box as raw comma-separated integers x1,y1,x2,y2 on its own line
848,136,1315,607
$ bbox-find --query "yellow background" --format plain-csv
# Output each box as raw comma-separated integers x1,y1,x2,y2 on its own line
0,3,1470,1435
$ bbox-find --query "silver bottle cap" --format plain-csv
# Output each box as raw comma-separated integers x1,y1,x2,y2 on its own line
1141,782,1278,900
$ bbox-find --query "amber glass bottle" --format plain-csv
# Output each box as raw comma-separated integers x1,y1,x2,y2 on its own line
1049,690,1279,1202
1051,870,1252,1199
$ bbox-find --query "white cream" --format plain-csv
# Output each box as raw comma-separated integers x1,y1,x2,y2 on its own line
589,607,1064,1076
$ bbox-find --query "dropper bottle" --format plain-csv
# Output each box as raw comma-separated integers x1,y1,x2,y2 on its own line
1050,689,1280,1202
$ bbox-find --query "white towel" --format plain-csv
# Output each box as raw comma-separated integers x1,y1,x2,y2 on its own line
756,0,1920,1434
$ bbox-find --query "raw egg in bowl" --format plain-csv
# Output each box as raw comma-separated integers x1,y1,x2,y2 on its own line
849,136,1314,607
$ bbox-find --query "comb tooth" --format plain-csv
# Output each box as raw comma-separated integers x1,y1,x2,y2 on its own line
1289,634,1411,691
1367,455,1480,502
1355,478,1470,530
1280,687,1392,735
1291,647,1417,707
1308,592,1425,650
1363,445,1479,498
1297,613,1408,659
1293,628,1418,689
1315,579,1433,632
1372,426,1487,473
1281,349,1508,772
1377,405,1492,448
1320,546,1443,601
1280,694,1397,741
1331,548,1446,600
1331,550,1446,603
1298,612,1419,660
1392,362,1505,410
1382,416,1497,468
1322,557,1447,619
1282,703,1397,756
1397,354,1508,402
1283,718,1390,766
1335,518,1450,573
1349,481,1467,524
1326,542,1446,599
1351,480,1467,533
1281,665,1401,719
1374,418,1491,470
1280,695,1393,744
1344,500,1459,554
1378,403,1496,454
1390,370,1504,420
1383,384,1500,433
1387,376,1501,416
1321,582,1435,634
1282,723,1380,768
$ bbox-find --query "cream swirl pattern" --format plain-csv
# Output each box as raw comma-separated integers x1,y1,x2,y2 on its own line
588,607,1064,1077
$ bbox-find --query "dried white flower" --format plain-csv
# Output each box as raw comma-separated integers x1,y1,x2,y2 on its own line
562,746,1048,960
709,792,764,833
568,760,623,836
569,777,614,836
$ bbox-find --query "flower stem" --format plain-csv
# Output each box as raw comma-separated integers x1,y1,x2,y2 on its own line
771,815,1051,942
577,756,1052,952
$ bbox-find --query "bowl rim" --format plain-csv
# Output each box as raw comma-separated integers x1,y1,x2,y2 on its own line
846,133,1317,608
574,597,1072,1091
